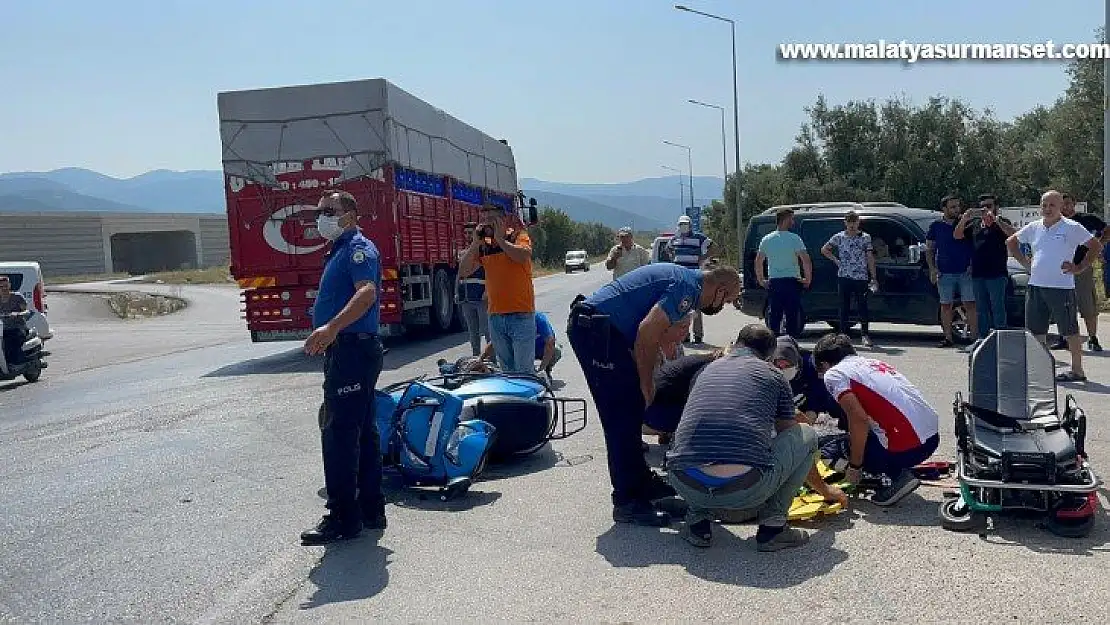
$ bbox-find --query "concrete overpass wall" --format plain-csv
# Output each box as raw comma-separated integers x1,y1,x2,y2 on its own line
0,212,230,277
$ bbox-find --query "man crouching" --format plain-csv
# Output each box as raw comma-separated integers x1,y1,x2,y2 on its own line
666,324,847,550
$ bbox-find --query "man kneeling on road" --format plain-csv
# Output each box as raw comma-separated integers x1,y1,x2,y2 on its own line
471,311,562,380
811,333,941,506
666,324,848,550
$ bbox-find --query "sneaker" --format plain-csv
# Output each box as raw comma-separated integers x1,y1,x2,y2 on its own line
300,514,361,545
613,500,671,526
681,519,713,547
870,470,921,506
1050,337,1067,350
1088,337,1102,352
862,335,874,348
756,527,810,552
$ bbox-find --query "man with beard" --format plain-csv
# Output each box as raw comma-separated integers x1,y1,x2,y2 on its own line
568,263,741,526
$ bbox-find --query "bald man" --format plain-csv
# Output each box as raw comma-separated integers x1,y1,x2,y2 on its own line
1007,190,1103,383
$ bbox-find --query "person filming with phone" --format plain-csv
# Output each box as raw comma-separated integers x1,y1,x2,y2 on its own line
459,203,537,374
606,226,650,279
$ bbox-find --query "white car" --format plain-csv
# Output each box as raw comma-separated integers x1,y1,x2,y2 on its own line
564,250,590,273
0,261,53,340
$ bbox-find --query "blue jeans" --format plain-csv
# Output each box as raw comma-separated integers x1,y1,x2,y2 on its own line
972,276,1008,339
819,432,940,479
488,312,536,374
669,423,819,527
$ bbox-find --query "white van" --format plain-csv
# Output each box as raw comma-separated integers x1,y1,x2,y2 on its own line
564,250,589,273
0,261,53,340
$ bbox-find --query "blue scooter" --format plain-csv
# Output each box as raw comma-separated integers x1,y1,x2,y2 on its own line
373,360,588,500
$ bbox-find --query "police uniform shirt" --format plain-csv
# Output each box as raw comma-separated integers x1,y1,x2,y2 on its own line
668,232,711,268
312,229,382,334
584,263,703,344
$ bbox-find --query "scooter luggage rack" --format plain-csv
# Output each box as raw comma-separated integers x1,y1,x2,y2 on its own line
545,396,587,440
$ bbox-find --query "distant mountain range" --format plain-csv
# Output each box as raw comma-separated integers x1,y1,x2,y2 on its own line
0,167,725,232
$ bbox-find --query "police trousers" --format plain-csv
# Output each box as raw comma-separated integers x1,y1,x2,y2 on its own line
567,301,656,506
319,332,385,521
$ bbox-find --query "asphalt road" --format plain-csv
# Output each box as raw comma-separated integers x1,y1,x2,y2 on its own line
3,264,1110,623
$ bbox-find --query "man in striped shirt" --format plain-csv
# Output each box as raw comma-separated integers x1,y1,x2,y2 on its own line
666,324,847,550
667,215,714,343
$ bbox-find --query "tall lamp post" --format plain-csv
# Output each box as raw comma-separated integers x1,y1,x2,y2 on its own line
1104,0,1109,223
675,4,742,263
687,99,729,197
661,165,686,214
663,140,694,213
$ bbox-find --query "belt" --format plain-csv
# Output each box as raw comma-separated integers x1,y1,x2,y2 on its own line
672,467,762,495
334,332,378,343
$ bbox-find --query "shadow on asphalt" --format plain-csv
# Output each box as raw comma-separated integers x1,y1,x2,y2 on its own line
299,535,392,610
594,516,850,587
203,331,469,377
316,476,503,513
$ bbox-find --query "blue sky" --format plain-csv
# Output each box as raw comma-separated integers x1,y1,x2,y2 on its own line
1,0,1103,183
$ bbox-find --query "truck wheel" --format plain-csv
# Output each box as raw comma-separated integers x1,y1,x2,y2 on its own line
431,268,455,333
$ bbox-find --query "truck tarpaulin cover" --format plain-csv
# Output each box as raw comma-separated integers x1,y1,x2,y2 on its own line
216,78,518,194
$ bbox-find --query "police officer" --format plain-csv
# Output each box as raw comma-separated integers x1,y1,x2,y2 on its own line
667,215,714,343
567,263,741,525
300,190,386,546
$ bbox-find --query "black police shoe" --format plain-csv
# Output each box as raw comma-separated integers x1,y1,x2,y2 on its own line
646,473,677,501
300,514,362,545
613,500,672,526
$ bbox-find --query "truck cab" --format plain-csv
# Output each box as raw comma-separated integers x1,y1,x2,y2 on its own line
649,232,675,263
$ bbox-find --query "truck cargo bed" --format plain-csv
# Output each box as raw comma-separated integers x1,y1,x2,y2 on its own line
217,78,518,195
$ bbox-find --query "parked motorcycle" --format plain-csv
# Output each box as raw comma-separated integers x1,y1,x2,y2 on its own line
1,310,48,383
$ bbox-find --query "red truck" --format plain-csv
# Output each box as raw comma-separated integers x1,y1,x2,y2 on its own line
217,78,537,342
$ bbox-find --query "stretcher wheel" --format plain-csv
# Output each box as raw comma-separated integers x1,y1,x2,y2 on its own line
939,496,985,533
1046,514,1095,538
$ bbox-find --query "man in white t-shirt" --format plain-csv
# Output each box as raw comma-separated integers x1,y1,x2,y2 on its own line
811,333,940,506
1006,190,1103,383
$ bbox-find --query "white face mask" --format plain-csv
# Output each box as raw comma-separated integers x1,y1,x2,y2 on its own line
316,214,344,241
780,366,799,381
679,224,691,234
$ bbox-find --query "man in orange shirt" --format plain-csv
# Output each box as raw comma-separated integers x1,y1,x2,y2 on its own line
459,203,537,373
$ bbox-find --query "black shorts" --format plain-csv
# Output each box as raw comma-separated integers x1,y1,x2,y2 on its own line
1025,285,1079,337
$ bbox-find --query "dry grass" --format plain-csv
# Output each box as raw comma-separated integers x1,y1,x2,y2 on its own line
102,291,188,319
138,267,234,285
48,272,131,285
47,267,233,286
533,255,605,277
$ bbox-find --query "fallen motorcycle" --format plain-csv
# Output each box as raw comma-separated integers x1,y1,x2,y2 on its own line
371,362,588,500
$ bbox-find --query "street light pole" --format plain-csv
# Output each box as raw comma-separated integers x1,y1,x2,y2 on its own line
676,4,742,264
661,165,685,214
687,99,729,197
1104,0,1109,223
663,140,694,213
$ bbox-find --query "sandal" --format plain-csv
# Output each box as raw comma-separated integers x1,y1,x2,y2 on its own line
1055,370,1087,383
